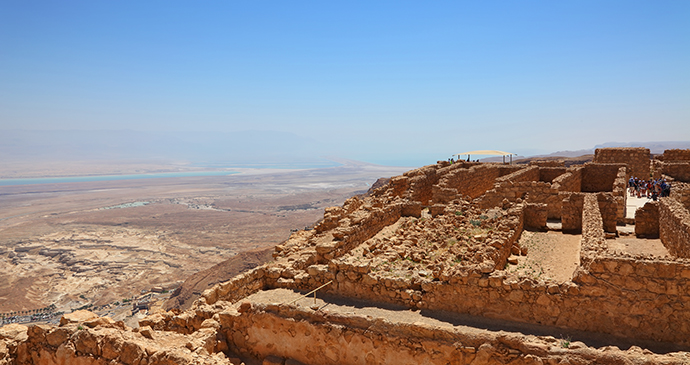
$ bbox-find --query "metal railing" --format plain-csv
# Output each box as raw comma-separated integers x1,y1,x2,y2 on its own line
287,280,333,307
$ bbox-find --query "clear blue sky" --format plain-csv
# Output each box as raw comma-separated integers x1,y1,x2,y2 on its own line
1,1,688,166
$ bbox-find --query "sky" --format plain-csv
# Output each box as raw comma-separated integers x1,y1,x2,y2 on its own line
1,1,689,166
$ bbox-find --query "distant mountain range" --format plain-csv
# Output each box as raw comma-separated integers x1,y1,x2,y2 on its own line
480,141,690,163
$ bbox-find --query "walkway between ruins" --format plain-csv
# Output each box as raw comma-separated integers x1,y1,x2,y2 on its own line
626,195,652,219
242,288,688,354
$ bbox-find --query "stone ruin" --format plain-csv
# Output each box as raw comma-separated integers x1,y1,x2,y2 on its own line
2,148,690,365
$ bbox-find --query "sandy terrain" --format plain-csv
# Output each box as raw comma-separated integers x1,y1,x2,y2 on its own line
0,160,411,314
507,230,581,283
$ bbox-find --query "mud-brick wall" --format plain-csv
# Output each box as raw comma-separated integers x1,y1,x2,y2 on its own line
662,149,690,161
635,201,659,237
662,162,690,183
593,147,650,179
551,167,582,192
659,197,690,258
539,167,566,183
581,163,626,192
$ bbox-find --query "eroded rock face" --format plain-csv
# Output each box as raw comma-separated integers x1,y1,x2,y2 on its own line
2,310,235,365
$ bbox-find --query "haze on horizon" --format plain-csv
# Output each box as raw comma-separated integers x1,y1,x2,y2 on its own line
1,1,689,167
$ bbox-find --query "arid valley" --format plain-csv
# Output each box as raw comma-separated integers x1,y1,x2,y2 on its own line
0,160,410,320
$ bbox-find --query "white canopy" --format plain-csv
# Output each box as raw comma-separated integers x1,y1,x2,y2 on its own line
454,150,515,156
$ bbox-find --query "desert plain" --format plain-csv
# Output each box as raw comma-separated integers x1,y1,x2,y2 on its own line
0,160,410,317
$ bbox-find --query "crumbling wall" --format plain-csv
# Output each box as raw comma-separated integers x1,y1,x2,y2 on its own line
612,166,628,222
551,167,582,193
476,181,561,219
671,182,690,210
561,193,585,233
635,201,659,237
432,164,522,203
580,194,607,267
539,167,566,183
581,163,626,192
221,301,687,365
596,193,618,233
661,149,690,161
291,250,690,347
593,147,650,179
659,197,690,258
402,165,439,205
662,162,690,182
523,203,547,230
495,165,540,184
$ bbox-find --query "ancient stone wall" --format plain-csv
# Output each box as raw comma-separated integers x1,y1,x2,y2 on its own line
291,249,690,347
611,166,628,222
671,182,690,210
551,167,582,193
661,149,690,161
561,193,585,233
580,194,607,267
593,147,650,178
595,193,618,234
495,166,539,184
523,203,547,230
659,197,690,258
581,163,626,192
662,162,690,183
539,167,566,183
635,201,659,237
432,164,522,203
220,301,686,365
476,181,561,219
402,165,439,205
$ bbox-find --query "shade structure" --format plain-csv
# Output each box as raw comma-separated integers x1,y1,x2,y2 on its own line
453,150,516,164
454,150,515,156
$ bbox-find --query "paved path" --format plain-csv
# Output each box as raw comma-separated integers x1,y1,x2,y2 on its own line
626,195,654,219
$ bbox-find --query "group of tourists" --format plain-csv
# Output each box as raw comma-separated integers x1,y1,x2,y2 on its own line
628,176,671,200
